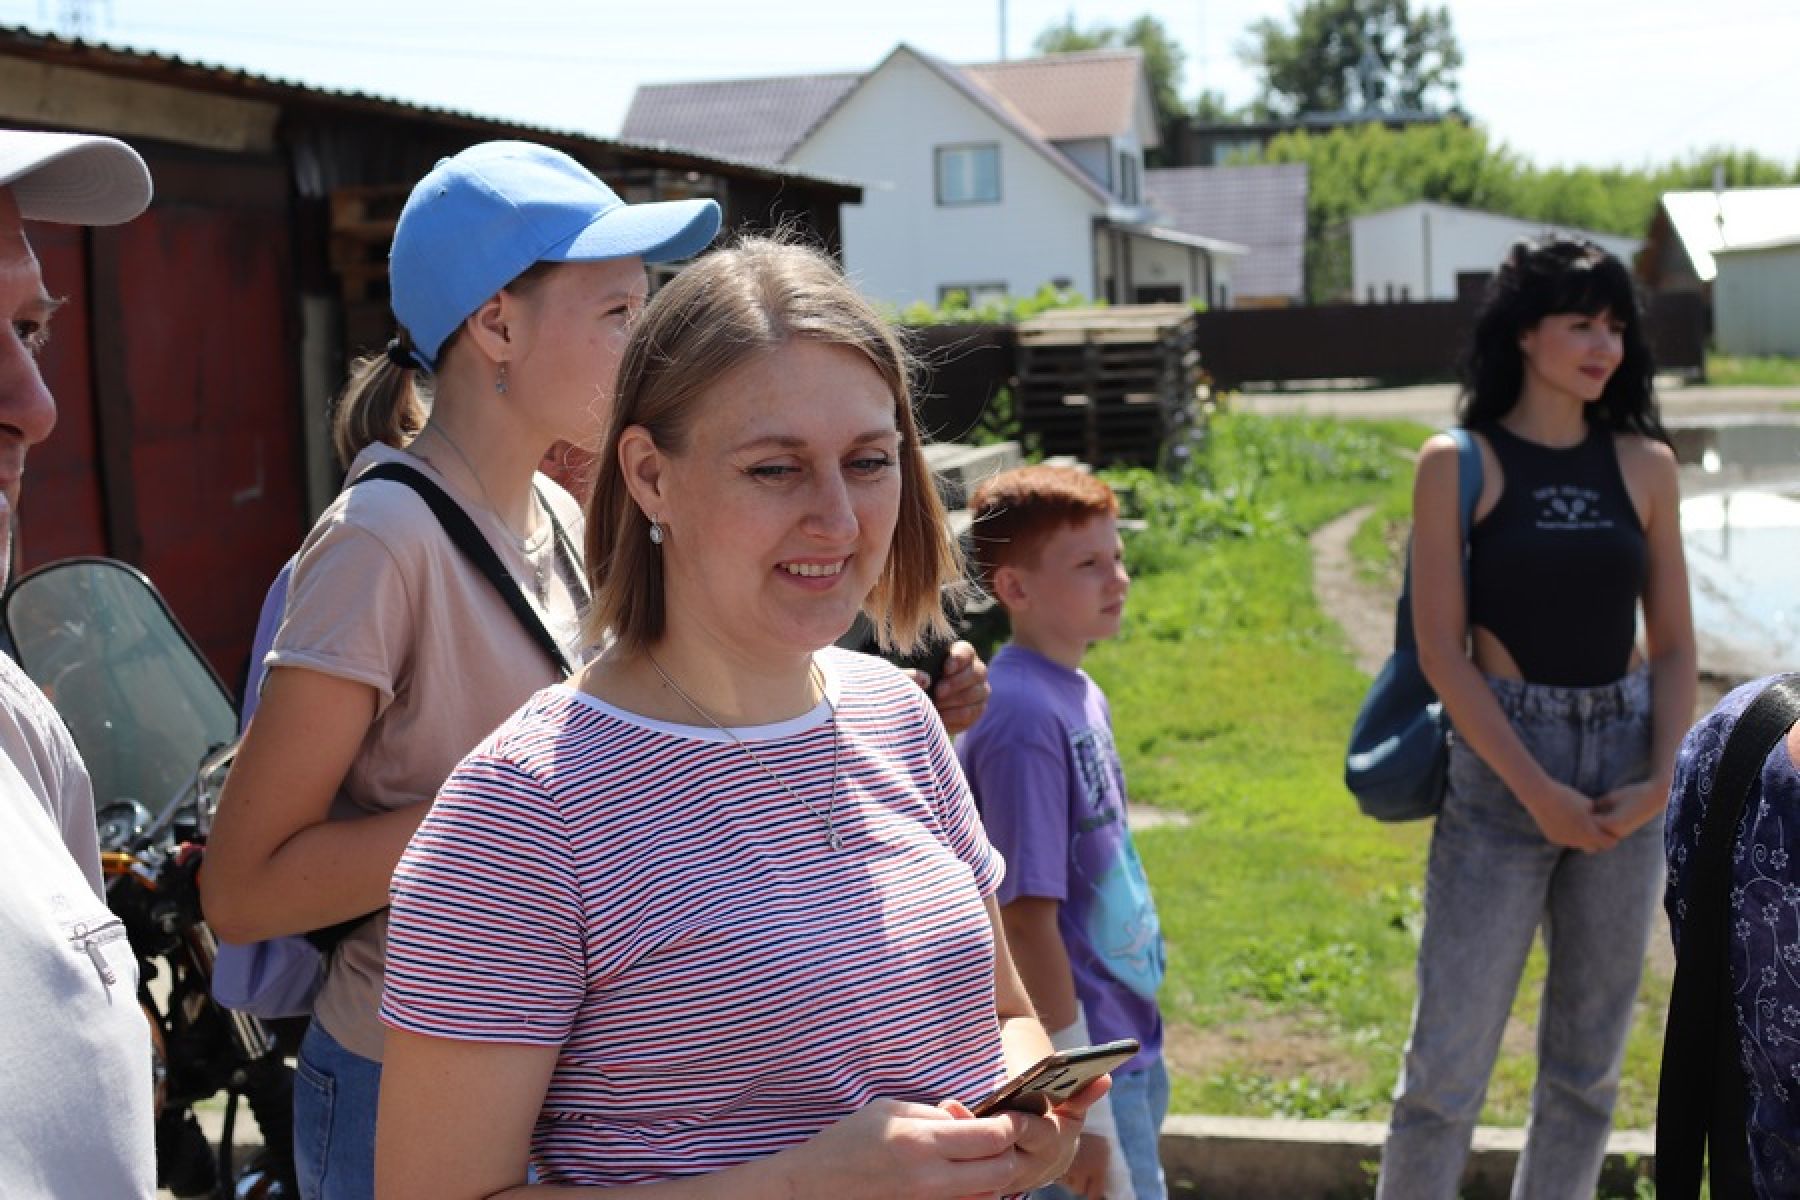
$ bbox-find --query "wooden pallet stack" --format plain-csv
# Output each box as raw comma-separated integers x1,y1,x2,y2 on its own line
329,185,409,354
1013,305,1202,466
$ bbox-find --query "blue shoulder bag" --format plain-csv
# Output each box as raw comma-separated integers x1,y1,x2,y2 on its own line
1343,428,1482,822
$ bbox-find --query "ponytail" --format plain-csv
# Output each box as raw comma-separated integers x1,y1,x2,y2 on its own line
331,336,428,469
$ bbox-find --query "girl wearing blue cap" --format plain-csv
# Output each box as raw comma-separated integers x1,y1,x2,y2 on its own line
203,142,724,1199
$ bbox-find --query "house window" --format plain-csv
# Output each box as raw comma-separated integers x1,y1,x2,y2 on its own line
936,144,1000,205
1117,152,1140,204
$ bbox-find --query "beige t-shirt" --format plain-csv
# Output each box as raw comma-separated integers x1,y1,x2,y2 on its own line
267,441,587,1061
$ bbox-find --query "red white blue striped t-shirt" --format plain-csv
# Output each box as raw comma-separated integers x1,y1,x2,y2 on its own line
381,648,1009,1186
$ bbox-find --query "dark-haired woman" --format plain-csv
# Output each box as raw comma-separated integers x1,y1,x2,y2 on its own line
1376,237,1695,1199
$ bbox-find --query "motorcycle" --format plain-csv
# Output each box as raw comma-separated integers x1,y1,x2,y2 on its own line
2,557,297,1199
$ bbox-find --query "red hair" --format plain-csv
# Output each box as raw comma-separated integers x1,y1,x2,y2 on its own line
967,465,1117,597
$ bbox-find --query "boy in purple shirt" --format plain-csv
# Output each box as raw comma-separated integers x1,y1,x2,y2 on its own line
958,465,1168,1200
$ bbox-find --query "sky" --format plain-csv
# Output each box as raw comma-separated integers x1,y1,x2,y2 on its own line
6,0,1797,170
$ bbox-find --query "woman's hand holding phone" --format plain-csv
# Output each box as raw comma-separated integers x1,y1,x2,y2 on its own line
962,1075,1110,1196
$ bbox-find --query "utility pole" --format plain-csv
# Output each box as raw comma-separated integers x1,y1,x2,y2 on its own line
999,0,1008,61
53,0,109,39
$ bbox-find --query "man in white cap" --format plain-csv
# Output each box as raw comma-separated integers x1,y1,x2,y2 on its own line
0,127,158,1198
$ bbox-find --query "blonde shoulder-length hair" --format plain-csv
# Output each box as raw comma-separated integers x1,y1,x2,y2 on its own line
583,235,961,656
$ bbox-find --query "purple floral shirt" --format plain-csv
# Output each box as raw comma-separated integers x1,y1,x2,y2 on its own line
1666,676,1800,1194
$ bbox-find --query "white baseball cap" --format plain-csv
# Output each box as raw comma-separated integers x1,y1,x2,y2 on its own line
0,129,152,225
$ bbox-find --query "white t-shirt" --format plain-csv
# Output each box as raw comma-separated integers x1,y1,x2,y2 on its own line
0,652,102,896
0,750,155,1198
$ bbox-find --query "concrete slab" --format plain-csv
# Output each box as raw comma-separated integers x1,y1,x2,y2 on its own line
1161,1115,1654,1198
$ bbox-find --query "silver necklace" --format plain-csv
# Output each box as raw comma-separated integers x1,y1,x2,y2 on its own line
419,423,551,603
646,653,844,851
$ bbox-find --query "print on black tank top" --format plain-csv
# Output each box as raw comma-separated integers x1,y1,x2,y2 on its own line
1466,423,1647,688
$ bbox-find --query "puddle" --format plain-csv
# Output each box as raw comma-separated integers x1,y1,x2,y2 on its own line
1681,490,1800,674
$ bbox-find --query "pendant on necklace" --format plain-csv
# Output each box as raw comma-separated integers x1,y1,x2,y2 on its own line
828,830,843,851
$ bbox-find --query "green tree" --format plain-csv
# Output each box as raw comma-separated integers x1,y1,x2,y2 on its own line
1240,0,1462,119
1035,14,1189,148
1259,120,1518,300
1255,123,1800,302
1192,88,1248,125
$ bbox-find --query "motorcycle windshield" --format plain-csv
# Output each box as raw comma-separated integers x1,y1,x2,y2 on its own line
3,559,237,830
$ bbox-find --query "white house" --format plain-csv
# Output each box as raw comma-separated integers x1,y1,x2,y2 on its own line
1713,237,1800,357
621,46,1242,308
1349,201,1639,304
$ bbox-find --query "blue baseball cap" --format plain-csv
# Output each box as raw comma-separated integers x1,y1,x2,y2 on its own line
390,141,722,369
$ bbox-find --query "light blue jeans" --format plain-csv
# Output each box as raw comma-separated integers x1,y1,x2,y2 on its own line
294,1021,381,1200
1037,1056,1170,1200
1378,669,1664,1200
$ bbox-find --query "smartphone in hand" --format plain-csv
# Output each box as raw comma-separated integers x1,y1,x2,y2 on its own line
968,1039,1139,1117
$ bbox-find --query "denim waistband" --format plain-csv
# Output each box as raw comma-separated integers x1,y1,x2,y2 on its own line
1483,664,1652,723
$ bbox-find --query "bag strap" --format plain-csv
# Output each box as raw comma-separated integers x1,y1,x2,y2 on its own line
1657,674,1800,1197
1447,427,1482,546
351,462,577,678
1392,427,1483,653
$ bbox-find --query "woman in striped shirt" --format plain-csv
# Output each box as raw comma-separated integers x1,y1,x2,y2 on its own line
375,237,1099,1198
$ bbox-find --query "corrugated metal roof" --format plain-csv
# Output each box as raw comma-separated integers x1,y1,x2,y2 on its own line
1662,186,1800,282
620,72,861,164
1145,163,1308,300
962,49,1143,143
0,24,861,194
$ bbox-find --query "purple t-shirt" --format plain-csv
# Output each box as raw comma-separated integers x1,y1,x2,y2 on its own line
958,644,1164,1071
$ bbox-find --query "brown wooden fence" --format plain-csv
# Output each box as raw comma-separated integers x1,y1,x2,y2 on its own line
908,324,1017,443
907,294,1711,447
1190,291,1708,390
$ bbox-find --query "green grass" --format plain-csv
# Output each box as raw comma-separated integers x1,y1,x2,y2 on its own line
1084,414,1667,1133
1706,352,1800,388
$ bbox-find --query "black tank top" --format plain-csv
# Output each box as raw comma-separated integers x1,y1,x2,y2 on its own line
1467,422,1647,687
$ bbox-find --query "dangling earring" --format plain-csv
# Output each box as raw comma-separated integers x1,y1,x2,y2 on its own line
648,516,665,546
495,362,510,396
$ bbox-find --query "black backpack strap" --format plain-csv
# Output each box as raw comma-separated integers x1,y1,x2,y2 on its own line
352,462,575,678
534,480,590,613
1658,674,1800,1197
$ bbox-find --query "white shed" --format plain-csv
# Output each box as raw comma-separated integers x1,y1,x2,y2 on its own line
1713,237,1800,357
1350,201,1639,304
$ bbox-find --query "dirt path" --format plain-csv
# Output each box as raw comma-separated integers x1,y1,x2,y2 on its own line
1309,505,1392,677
